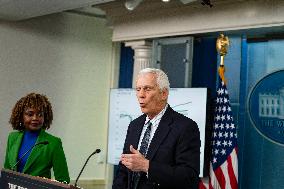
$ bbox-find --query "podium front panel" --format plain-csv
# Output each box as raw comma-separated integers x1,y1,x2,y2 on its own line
1,169,77,189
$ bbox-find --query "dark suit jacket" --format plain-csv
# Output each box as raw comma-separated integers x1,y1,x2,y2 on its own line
4,129,70,183
113,106,200,189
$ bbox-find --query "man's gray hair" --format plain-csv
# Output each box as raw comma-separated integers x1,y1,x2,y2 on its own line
138,68,170,91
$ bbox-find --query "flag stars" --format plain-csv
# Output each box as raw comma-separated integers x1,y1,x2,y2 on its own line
216,140,221,146
216,115,221,121
214,149,219,155
214,123,219,129
217,89,220,95
226,123,230,129
217,88,222,95
224,98,228,103
227,115,231,120
209,77,237,175
224,132,228,138
228,141,232,146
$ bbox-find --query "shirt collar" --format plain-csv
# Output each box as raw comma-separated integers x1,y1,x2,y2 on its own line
145,104,168,126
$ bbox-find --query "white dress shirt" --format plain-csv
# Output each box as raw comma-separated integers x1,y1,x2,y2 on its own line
137,104,168,153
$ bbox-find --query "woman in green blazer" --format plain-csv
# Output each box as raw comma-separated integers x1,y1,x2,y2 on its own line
4,93,70,183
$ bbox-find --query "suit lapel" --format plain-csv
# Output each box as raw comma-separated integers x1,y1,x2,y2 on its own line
9,132,24,168
127,115,145,188
129,115,146,150
23,129,46,173
146,106,174,160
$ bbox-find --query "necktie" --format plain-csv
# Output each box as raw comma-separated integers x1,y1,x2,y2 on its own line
131,121,152,189
139,121,152,156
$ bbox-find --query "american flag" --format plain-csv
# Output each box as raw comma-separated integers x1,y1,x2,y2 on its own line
200,66,238,189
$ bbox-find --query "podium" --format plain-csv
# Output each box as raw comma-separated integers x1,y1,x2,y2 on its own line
0,169,79,189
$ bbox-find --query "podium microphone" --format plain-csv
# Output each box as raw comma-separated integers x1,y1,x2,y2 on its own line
74,149,101,187
12,141,49,171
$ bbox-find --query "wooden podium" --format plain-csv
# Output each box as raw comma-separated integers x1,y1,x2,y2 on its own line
0,169,79,189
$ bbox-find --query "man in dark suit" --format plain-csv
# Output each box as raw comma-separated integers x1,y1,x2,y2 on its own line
113,68,200,189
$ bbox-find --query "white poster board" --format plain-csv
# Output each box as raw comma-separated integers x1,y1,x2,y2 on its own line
107,88,207,177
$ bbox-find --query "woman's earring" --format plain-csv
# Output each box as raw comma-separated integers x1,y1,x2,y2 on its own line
20,122,22,128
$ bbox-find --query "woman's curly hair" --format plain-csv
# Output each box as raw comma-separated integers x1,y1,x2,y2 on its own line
9,93,53,131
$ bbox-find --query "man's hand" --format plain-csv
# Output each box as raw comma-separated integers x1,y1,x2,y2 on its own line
120,145,149,173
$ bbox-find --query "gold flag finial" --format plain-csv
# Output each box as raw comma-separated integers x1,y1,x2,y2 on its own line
216,34,230,66
216,34,229,84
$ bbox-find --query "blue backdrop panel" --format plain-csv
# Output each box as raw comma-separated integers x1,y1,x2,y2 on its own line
239,39,284,189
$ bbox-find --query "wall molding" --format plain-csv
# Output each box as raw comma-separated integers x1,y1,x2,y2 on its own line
99,0,284,41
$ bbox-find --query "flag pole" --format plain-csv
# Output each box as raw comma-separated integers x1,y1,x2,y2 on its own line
216,34,230,85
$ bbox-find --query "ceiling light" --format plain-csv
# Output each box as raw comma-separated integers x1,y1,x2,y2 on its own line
125,0,143,11
180,0,197,4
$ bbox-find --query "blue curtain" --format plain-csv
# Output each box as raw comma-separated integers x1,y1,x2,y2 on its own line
119,43,134,88
192,37,217,93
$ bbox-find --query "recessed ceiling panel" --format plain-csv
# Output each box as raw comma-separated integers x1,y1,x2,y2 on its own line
0,0,115,21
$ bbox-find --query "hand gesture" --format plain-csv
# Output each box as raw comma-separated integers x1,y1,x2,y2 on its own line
120,145,149,173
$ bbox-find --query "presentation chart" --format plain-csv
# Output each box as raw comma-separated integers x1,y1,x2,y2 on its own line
107,88,207,177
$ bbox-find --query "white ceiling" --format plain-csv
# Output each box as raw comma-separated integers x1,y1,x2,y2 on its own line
0,0,115,21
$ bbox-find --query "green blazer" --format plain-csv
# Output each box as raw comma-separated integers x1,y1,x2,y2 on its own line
4,129,70,183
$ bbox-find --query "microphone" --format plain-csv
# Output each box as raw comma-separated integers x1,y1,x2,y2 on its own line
12,141,49,171
74,149,101,187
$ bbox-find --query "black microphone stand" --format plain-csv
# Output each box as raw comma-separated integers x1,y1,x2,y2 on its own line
74,149,101,187
12,141,49,171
